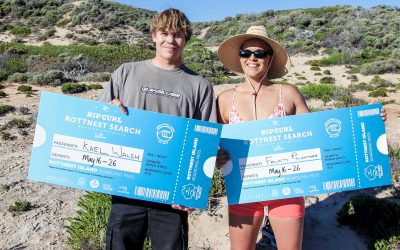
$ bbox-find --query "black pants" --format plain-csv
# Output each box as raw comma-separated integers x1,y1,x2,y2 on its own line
106,196,188,250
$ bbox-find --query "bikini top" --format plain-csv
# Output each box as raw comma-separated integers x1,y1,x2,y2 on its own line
228,84,287,124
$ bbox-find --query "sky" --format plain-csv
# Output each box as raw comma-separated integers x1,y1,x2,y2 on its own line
115,0,399,22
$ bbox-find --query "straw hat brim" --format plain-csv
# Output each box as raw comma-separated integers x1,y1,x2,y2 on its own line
218,34,291,79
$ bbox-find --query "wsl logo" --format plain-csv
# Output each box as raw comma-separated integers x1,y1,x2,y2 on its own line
324,118,342,138
182,184,202,200
156,124,175,144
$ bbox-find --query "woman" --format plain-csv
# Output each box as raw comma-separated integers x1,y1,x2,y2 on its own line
216,26,387,250
216,26,309,250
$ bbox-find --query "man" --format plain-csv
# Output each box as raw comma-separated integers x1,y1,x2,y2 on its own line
97,8,216,250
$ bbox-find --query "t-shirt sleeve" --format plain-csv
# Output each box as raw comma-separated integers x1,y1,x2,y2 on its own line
196,81,217,123
96,65,124,102
200,97,217,123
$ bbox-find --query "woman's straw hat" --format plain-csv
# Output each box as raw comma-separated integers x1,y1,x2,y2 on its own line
218,26,291,79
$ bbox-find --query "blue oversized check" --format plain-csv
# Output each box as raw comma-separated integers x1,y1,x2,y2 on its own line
220,104,391,205
28,92,222,208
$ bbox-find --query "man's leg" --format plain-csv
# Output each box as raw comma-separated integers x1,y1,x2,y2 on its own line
148,205,188,250
106,196,148,250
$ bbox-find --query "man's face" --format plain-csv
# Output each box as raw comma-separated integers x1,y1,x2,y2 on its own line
152,29,186,64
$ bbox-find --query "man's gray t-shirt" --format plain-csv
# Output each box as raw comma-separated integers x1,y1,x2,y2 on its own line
97,60,216,122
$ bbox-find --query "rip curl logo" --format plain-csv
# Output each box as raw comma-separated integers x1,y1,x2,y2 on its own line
324,118,341,138
181,184,202,200
156,124,175,144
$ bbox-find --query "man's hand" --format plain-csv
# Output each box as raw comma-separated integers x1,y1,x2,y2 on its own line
171,204,195,212
111,98,128,115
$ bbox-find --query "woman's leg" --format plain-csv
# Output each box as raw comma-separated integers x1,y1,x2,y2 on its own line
267,197,305,250
269,216,304,250
228,212,263,250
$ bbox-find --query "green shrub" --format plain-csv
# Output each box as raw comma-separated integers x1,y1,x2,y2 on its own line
300,84,334,103
347,75,358,82
348,82,374,91
17,85,32,93
310,66,321,71
0,105,15,116
105,36,123,45
323,69,331,75
360,60,400,75
5,47,27,55
10,26,31,36
0,90,6,98
18,106,30,115
87,84,103,90
87,73,111,82
370,76,392,88
209,169,226,198
337,194,400,245
374,233,400,250
389,145,400,159
65,32,74,39
8,201,32,213
61,83,87,94
309,53,353,66
369,89,388,97
381,99,395,105
333,87,367,108
31,71,65,86
0,56,27,81
76,36,98,46
319,76,335,84
44,28,56,38
314,72,322,76
7,118,30,128
0,24,13,32
67,193,111,250
297,76,307,80
67,192,152,249
0,131,13,140
8,72,29,83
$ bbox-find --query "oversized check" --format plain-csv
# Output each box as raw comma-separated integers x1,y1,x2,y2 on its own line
28,92,222,208
220,104,391,205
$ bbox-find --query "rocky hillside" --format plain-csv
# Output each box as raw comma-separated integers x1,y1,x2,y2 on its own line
0,0,156,45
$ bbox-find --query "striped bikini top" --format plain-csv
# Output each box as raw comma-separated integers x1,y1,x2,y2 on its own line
229,84,286,124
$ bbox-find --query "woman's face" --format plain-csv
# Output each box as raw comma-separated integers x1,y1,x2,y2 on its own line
239,38,273,81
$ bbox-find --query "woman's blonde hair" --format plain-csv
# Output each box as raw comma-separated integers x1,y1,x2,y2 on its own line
151,8,192,41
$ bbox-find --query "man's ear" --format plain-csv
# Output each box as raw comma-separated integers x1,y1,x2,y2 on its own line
151,31,156,43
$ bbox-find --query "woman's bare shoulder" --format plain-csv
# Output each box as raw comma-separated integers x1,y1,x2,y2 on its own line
217,88,235,102
281,83,302,95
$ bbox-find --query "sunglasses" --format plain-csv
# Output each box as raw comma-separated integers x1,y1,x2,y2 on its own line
239,49,273,59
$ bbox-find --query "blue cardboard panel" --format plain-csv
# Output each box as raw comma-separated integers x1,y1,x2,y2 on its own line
28,91,222,209
220,104,391,205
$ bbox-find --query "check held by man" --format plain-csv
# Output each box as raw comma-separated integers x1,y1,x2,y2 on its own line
28,92,221,209
220,103,391,205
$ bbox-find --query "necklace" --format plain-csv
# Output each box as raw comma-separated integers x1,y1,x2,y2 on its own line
242,53,274,120
244,71,268,120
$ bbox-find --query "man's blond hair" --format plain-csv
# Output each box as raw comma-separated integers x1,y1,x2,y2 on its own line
151,8,192,41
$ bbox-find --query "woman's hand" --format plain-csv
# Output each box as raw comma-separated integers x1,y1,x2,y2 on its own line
369,100,386,121
171,204,195,212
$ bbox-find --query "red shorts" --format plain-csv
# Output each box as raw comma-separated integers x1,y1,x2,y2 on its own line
229,197,305,218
